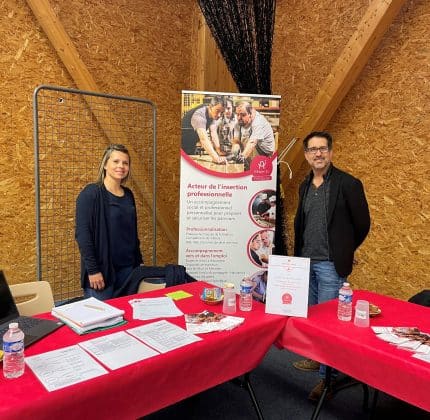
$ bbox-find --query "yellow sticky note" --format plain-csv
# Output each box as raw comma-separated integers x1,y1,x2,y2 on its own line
165,290,193,301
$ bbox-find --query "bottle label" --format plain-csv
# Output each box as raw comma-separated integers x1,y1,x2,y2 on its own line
3,340,24,353
240,281,253,294
339,293,352,304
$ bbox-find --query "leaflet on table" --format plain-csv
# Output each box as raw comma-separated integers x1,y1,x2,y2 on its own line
129,297,183,320
165,290,193,300
79,331,159,370
25,345,108,392
372,326,430,356
184,310,245,334
265,255,310,317
413,353,430,364
127,319,202,353
178,91,281,291
52,297,124,327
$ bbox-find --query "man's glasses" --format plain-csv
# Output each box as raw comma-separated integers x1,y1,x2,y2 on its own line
305,146,330,154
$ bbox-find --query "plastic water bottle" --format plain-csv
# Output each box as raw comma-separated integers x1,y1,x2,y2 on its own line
337,282,353,321
3,322,25,379
239,278,253,311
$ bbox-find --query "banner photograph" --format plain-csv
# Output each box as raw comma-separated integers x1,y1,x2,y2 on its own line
178,90,281,290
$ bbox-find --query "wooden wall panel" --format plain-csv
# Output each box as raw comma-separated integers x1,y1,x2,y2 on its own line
189,5,237,92
0,0,428,301
0,0,74,284
48,0,194,265
275,0,429,299
328,0,430,298
0,0,195,285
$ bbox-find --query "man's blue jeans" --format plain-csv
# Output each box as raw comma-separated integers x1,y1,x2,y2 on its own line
309,261,346,306
309,261,346,378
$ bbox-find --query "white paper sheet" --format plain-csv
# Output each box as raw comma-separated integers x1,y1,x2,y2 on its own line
376,333,411,344
129,297,184,320
415,344,430,354
265,255,310,317
25,345,108,392
78,331,159,370
127,319,202,353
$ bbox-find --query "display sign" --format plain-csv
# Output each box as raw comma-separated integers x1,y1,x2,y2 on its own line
178,90,281,289
265,255,310,317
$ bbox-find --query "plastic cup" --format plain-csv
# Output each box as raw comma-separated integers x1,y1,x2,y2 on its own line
223,283,236,314
354,299,370,327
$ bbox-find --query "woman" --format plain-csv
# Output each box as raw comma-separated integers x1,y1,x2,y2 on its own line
75,144,143,300
249,234,263,266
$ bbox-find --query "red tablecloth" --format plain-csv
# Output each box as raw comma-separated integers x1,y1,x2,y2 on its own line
0,282,286,420
277,290,430,412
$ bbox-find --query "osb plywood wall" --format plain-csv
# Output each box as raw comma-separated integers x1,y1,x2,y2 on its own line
329,0,429,299
0,0,73,285
274,0,429,299
0,0,428,300
0,0,194,288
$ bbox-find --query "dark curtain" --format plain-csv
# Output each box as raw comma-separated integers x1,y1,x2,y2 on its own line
197,0,275,94
198,0,288,255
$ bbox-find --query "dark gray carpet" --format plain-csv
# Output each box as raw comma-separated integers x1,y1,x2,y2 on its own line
144,346,429,419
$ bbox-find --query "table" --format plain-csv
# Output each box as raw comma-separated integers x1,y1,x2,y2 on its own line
0,281,286,420
277,290,430,415
190,154,244,173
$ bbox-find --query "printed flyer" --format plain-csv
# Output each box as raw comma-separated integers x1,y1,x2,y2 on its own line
178,90,281,289
265,255,310,317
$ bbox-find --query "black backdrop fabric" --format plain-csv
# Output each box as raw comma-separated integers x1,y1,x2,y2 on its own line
198,0,288,254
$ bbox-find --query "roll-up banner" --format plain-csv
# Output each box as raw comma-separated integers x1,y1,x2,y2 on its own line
179,90,281,290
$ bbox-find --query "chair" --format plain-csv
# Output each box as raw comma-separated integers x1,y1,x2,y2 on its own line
137,278,166,294
9,281,55,316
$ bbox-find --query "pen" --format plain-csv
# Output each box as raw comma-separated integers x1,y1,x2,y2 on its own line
84,304,106,311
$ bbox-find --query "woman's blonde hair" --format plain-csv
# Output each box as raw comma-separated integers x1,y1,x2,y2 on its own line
96,144,131,185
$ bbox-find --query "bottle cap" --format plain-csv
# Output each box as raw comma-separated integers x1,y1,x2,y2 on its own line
9,322,18,329
343,282,350,287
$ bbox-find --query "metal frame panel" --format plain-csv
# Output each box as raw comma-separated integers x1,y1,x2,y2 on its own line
33,85,157,301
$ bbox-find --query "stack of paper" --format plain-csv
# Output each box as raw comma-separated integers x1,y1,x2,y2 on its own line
372,326,430,362
52,297,125,334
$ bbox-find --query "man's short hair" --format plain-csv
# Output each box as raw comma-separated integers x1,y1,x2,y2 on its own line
209,95,227,107
235,101,253,115
303,131,333,150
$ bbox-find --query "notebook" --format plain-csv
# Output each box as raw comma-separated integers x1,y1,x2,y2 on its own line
0,271,63,348
52,297,125,328
51,297,125,335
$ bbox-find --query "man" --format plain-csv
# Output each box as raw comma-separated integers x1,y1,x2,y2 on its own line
261,195,276,224
293,131,370,401
216,97,236,155
254,192,271,217
257,229,274,265
231,101,275,169
181,95,227,164
250,270,268,303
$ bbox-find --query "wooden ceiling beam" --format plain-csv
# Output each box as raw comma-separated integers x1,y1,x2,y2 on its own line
26,0,179,253
282,0,407,185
